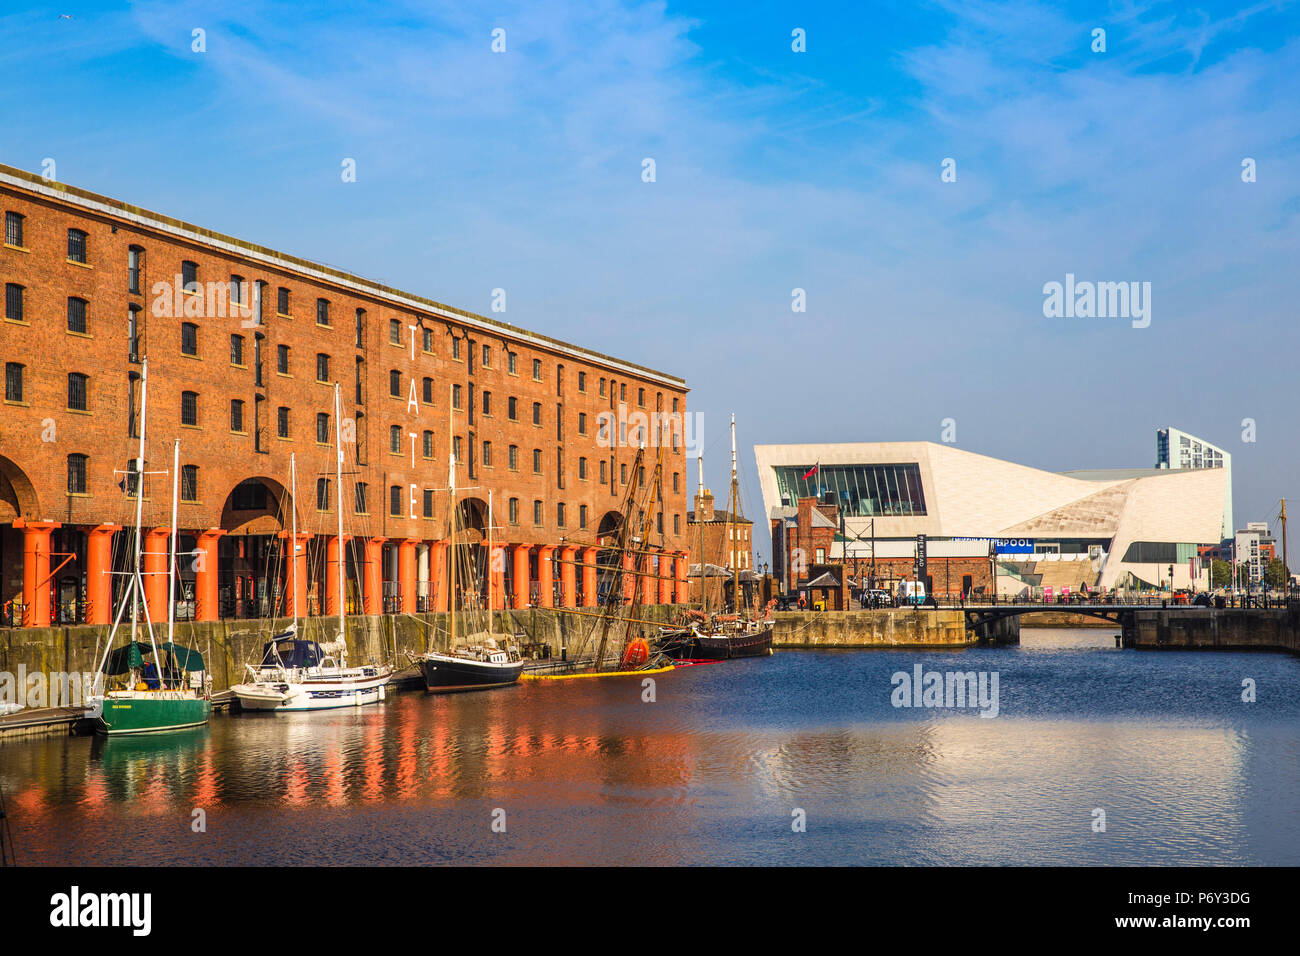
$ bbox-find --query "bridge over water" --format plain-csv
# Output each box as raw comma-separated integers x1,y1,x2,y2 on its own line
963,604,1200,647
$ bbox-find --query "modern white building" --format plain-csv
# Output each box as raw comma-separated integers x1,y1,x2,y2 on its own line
755,441,1233,593
1156,427,1233,536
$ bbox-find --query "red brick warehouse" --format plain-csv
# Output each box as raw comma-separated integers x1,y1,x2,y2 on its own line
0,163,692,628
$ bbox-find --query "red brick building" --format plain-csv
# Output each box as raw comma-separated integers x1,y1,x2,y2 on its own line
0,163,690,628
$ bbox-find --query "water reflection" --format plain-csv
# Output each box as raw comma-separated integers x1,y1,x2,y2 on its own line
2,629,1297,865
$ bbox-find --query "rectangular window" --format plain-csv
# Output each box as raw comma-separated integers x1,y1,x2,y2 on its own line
277,406,290,438
578,371,586,392
316,298,330,325
389,319,401,344
317,478,331,511
533,449,542,474
230,275,245,306
4,362,22,402
230,334,245,366
533,500,543,526
423,489,434,518
277,344,289,374
389,425,401,454
578,412,587,435
482,391,491,416
423,430,434,458
4,211,22,247
67,229,87,263
422,377,433,404
532,402,541,425
181,391,198,426
67,373,87,411
580,505,588,529
181,260,198,291
181,323,198,356
508,397,517,420
181,465,198,502
390,369,401,397
422,327,433,352
578,457,587,480
452,385,462,409
556,502,565,527
532,358,542,380
316,353,330,382
509,498,518,524
482,440,492,467
482,344,491,367
355,482,368,514
230,399,245,432
508,352,517,374
508,445,518,470
5,283,23,321
317,412,330,443
390,485,402,516
67,297,87,334
355,309,366,348
277,287,290,315
67,455,87,494
128,247,142,294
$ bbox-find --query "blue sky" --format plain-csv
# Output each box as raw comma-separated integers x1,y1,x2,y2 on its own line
2,0,1297,561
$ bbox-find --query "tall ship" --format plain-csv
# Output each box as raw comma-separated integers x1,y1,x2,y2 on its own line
412,387,525,692
85,360,214,734
658,415,774,661
230,384,393,711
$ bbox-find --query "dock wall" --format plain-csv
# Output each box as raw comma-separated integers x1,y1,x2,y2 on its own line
772,610,980,648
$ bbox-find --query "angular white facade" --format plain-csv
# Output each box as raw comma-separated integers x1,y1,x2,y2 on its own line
754,441,1231,591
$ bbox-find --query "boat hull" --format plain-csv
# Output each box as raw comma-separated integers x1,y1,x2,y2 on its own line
231,671,390,712
96,694,212,735
418,654,524,693
669,624,774,660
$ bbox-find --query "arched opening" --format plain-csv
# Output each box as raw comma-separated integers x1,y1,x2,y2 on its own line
218,475,296,619
448,496,489,610
0,455,40,625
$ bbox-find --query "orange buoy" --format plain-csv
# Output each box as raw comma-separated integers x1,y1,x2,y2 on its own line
621,637,650,669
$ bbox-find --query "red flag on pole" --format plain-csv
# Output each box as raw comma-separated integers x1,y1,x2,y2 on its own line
802,463,819,480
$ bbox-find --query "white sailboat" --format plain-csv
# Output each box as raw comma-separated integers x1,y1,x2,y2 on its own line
231,384,393,711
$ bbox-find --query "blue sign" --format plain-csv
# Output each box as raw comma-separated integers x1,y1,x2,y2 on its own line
993,538,1034,554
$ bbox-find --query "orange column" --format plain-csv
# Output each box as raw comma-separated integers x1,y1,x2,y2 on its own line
363,537,387,615
14,520,59,627
622,551,636,602
512,544,531,608
85,524,117,626
581,547,599,607
143,528,170,625
398,538,418,613
430,541,448,612
277,531,313,619
675,551,689,603
559,545,577,607
194,529,224,621
658,551,673,604
325,534,353,616
537,545,555,608
490,545,507,610
640,550,655,604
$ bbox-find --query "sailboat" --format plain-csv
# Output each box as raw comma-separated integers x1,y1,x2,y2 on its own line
230,384,393,711
413,389,524,692
660,415,773,661
85,360,213,734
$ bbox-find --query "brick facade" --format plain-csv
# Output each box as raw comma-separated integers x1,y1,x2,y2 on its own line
686,488,753,606
0,164,691,626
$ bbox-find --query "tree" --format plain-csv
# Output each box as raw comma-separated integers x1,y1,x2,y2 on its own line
1210,559,1232,588
1264,558,1288,589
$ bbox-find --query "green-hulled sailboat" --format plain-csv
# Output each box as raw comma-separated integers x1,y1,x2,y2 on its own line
86,359,212,735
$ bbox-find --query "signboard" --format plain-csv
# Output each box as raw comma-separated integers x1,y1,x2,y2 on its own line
1044,586,1054,602
956,537,1035,554
916,534,927,584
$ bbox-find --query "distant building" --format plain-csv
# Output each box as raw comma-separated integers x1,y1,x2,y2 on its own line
756,441,1232,597
686,487,753,606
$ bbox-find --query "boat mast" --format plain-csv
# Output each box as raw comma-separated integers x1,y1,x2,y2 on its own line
289,451,298,634
333,384,346,650
730,413,739,614
697,450,706,613
487,489,494,637
166,438,180,681
448,384,457,650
